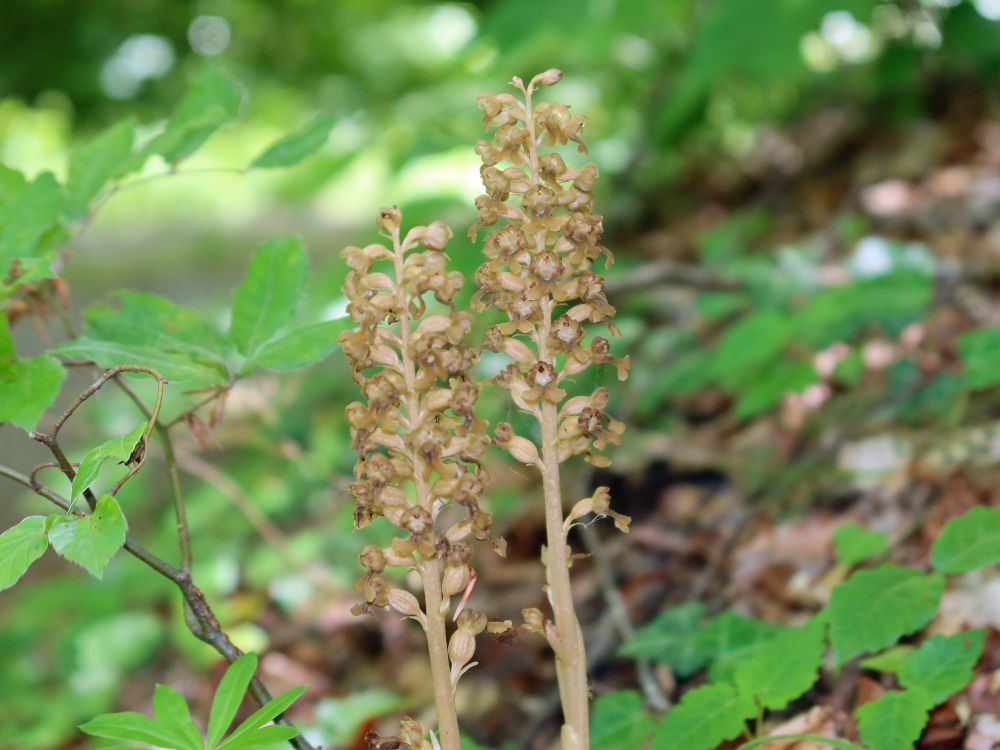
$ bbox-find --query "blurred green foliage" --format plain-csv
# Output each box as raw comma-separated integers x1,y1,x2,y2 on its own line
1,1,999,748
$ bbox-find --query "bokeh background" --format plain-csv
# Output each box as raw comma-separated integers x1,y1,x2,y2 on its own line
2,1,999,748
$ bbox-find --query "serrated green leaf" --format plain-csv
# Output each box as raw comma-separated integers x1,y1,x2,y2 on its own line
590,690,656,750
72,421,147,501
734,616,826,710
694,611,785,682
152,685,203,750
958,327,1000,390
931,506,1000,574
48,494,127,579
0,171,63,266
244,318,351,374
80,711,190,748
650,683,755,750
829,565,944,664
737,735,866,750
618,602,708,677
229,237,307,359
65,119,135,218
208,653,258,747
899,629,985,704
250,114,335,169
834,523,889,566
856,689,933,750
216,686,306,750
0,516,49,591
145,66,241,164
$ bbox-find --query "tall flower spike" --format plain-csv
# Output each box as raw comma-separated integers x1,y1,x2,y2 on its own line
340,208,500,750
472,70,631,750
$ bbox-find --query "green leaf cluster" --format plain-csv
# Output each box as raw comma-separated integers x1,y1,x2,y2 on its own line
80,652,307,750
614,512,1000,750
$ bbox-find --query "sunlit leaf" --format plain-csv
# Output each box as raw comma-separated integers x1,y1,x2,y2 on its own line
71,421,147,501
216,686,306,750
244,318,351,374
80,711,191,748
65,118,135,218
250,114,336,169
152,685,203,750
0,517,49,591
48,494,127,579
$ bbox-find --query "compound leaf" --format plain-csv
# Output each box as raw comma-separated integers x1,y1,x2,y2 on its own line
734,616,826,710
244,318,351,374
207,653,258,747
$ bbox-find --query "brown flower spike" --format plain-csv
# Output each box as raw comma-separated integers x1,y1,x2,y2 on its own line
340,208,504,750
472,69,631,750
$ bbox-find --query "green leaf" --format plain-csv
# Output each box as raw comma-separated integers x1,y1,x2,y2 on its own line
229,237,308,359
146,66,241,164
856,689,933,750
80,711,191,748
48,494,127,579
208,653,258,747
899,629,985,704
707,310,796,390
618,602,708,678
55,338,226,385
734,359,815,419
931,506,1000,574
250,114,336,169
590,690,656,750
734,616,826,710
737,735,866,750
693,611,785,682
72,421,147,501
65,119,135,218
958,327,1000,390
833,523,889,566
152,685,203,750
0,171,63,266
829,565,944,664
245,318,351,373
0,516,49,591
860,645,913,674
0,351,66,432
215,725,300,750
650,683,755,750
216,686,306,750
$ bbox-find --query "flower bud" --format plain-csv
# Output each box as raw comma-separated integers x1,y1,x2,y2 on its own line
538,68,563,86
400,716,424,749
388,588,422,617
360,545,387,574
442,562,471,597
448,628,476,667
377,205,402,232
457,608,488,635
